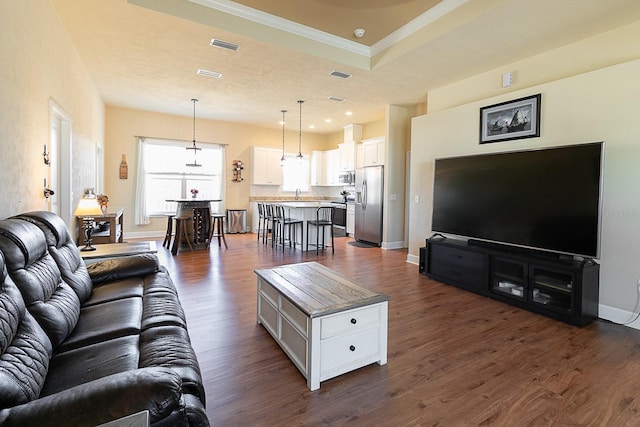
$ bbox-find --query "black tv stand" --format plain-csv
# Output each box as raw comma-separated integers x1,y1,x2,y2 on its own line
423,237,600,326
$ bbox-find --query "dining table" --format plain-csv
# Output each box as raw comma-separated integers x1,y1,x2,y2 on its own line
277,201,335,252
166,198,222,250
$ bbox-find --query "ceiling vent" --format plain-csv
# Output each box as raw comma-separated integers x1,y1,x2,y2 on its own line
328,96,346,102
197,69,222,79
330,70,352,79
210,39,239,51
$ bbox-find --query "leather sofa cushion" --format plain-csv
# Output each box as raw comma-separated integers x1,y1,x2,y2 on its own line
56,296,143,353
41,336,140,396
14,212,94,304
139,325,205,402
0,265,52,408
0,219,80,348
0,367,185,427
84,277,143,307
87,254,159,285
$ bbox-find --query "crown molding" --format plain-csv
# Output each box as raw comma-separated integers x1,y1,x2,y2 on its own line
371,0,468,55
189,0,371,57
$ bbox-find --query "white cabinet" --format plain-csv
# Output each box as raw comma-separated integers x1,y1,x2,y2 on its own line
310,150,326,186
324,149,339,186
346,203,355,235
338,141,356,171
360,136,385,167
252,146,282,185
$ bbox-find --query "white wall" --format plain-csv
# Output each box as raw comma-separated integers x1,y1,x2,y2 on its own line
0,0,104,222
409,59,640,323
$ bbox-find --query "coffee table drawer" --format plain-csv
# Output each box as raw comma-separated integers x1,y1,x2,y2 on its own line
320,327,380,376
320,305,381,339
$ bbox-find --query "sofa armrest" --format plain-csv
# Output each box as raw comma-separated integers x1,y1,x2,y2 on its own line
86,253,159,285
0,367,186,426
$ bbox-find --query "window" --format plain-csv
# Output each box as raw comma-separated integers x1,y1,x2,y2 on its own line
282,155,309,192
136,138,225,221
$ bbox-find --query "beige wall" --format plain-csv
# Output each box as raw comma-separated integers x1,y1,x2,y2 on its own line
0,0,104,223
409,58,640,322
104,105,332,235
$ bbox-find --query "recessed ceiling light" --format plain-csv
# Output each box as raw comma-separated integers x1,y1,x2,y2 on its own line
308,125,315,129
210,39,239,51
197,69,222,79
328,96,345,102
346,111,353,116
330,70,352,79
325,118,332,123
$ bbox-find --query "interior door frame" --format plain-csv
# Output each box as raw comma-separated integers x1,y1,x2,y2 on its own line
49,99,73,226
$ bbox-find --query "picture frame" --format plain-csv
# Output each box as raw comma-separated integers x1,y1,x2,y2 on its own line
479,93,541,144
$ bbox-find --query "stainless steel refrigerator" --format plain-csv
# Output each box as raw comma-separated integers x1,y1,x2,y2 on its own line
355,165,383,246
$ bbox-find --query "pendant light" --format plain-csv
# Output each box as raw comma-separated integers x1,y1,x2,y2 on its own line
280,109,287,167
297,100,304,162
186,98,202,167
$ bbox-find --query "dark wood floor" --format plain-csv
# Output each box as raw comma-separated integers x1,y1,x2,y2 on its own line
152,233,640,426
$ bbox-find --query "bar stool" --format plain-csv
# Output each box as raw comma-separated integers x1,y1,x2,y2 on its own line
171,214,193,255
162,213,175,248
256,203,269,244
306,206,335,254
273,205,303,251
208,213,228,249
264,204,275,246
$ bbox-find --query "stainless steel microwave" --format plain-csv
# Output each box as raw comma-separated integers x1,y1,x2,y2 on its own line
338,171,355,185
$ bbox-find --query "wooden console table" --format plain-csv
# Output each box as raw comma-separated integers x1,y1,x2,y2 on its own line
255,262,390,391
76,207,124,245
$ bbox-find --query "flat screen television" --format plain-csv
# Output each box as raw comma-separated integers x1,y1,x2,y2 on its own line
431,142,603,259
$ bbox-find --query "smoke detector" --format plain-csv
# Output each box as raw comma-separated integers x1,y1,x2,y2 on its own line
354,28,365,38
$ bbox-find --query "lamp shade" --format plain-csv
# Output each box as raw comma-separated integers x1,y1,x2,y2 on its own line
73,195,103,217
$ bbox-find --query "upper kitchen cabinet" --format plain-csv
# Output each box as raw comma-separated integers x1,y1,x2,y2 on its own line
252,146,283,185
339,124,362,171
325,149,340,186
338,141,356,171
311,150,326,186
359,136,385,167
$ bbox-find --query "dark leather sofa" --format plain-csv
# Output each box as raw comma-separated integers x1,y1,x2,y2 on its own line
0,211,209,426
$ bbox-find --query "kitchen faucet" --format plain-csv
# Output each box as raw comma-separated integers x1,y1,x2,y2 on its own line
295,188,301,200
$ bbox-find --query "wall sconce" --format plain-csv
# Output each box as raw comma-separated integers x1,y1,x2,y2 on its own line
43,144,50,165
73,188,103,251
43,178,55,199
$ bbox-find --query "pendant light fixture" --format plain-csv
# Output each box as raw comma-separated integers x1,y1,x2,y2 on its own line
186,98,202,167
280,109,287,167
297,100,304,162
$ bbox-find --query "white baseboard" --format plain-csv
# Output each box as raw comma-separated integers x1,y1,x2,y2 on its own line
381,240,405,250
406,254,419,265
598,304,640,330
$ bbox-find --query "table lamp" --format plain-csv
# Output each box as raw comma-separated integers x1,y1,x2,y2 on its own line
74,189,103,251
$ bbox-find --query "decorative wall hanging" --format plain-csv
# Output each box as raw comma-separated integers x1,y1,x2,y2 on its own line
119,154,128,179
479,94,541,144
232,160,244,182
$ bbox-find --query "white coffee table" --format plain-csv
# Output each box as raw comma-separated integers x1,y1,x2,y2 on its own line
255,262,390,391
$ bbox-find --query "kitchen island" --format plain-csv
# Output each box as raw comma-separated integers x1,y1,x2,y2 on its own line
277,201,335,252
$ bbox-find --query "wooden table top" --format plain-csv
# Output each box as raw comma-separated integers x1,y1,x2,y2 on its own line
255,262,389,318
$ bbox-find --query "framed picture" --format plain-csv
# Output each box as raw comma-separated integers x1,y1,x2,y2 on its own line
479,94,541,144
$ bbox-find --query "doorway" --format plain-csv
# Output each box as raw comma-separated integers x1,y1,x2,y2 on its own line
49,100,72,226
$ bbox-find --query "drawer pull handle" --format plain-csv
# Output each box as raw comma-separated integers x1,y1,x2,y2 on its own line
349,345,356,352
350,318,357,324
